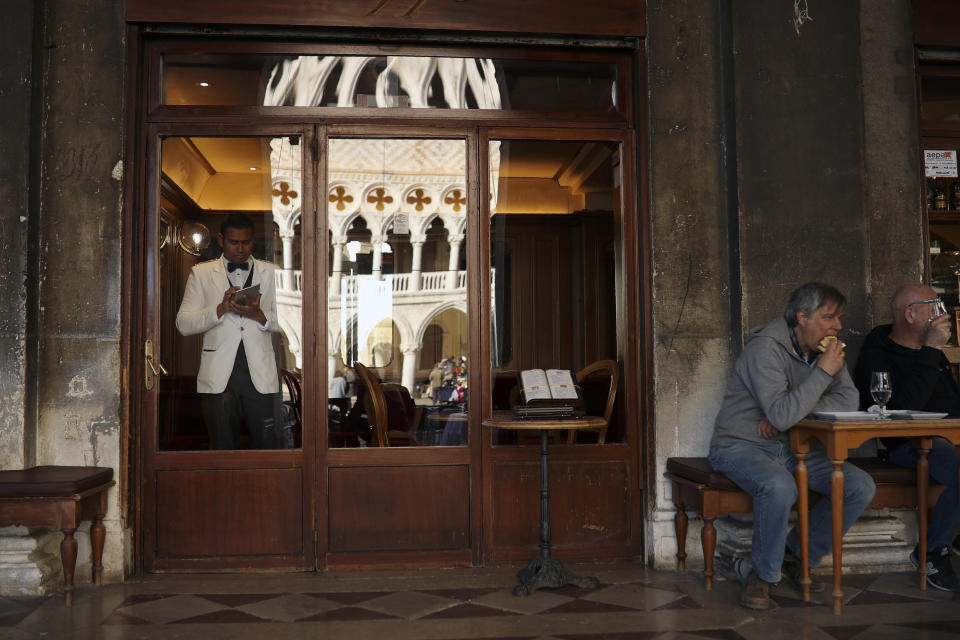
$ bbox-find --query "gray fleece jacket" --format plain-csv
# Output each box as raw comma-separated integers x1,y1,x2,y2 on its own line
710,316,859,448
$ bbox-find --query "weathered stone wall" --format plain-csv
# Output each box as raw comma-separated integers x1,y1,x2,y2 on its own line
0,1,36,471
646,0,735,565
0,0,128,589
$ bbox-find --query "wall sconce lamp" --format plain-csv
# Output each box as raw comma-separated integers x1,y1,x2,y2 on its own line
179,222,211,256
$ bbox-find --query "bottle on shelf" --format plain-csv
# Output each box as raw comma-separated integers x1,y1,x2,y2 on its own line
936,182,948,210
952,180,960,211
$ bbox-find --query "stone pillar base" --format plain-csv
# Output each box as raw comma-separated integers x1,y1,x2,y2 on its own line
715,512,913,574
0,526,65,596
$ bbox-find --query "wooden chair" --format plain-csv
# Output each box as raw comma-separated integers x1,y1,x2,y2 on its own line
354,362,418,447
569,359,619,444
280,369,302,446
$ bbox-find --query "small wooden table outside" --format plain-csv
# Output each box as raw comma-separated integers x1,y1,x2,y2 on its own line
791,417,960,614
483,411,605,596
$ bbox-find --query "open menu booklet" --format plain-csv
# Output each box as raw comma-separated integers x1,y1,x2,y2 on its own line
517,369,583,405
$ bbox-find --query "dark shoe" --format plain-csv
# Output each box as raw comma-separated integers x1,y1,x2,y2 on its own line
739,571,773,610
782,554,825,594
928,549,960,593
910,544,937,574
950,536,960,558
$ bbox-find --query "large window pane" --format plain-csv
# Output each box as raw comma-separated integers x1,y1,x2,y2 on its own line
159,136,303,450
164,53,617,112
327,138,469,448
489,139,624,444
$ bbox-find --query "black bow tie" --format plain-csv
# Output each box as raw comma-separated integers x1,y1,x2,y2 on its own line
227,261,249,272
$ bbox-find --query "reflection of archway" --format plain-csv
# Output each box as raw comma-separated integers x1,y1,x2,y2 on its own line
418,308,467,374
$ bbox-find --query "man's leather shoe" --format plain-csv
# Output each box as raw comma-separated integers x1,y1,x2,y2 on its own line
739,571,772,610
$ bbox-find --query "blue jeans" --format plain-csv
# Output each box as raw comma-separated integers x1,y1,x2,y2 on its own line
886,437,960,551
708,439,876,584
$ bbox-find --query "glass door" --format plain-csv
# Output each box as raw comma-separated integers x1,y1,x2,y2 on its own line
143,128,313,571
321,131,479,566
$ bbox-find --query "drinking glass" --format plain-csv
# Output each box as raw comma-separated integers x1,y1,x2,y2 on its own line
934,299,947,317
870,371,892,420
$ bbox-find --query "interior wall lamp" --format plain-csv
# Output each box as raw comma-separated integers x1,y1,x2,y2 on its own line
179,222,211,256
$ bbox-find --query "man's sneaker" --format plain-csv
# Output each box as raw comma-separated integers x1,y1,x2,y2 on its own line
781,554,825,594
909,545,938,574
928,550,960,592
739,571,773,610
950,535,960,558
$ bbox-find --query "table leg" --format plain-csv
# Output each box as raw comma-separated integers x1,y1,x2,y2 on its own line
917,438,931,590
794,450,811,601
60,528,77,607
830,460,845,615
513,429,599,596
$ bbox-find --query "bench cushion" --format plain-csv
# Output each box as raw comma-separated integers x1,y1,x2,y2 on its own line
0,466,114,497
666,457,741,491
667,456,930,491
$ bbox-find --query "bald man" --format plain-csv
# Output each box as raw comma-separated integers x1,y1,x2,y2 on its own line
854,284,960,592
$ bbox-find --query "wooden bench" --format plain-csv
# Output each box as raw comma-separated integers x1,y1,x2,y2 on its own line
665,456,944,589
0,466,114,606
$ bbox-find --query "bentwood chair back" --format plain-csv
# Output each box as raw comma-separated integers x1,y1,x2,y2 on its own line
569,359,620,444
354,362,418,447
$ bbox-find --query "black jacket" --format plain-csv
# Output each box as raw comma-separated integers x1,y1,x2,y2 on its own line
853,324,960,448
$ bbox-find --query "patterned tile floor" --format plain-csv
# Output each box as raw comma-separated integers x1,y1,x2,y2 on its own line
2,559,960,639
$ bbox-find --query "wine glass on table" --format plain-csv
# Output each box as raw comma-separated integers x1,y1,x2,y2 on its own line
870,371,892,420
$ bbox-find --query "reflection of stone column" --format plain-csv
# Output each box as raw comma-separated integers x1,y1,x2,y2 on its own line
328,353,338,386
331,239,345,294
400,344,421,395
372,235,384,281
446,235,463,289
410,240,424,291
281,233,296,291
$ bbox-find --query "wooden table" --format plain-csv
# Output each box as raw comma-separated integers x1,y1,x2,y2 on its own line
0,466,114,606
483,412,605,596
790,418,960,614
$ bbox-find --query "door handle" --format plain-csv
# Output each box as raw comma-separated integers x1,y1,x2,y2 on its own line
144,339,168,390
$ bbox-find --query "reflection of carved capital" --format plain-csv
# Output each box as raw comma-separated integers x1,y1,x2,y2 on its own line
410,239,425,248
400,344,423,355
447,234,464,245
331,235,348,246
370,234,386,246
279,229,297,239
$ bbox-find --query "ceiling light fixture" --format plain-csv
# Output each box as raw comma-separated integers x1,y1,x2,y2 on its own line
198,81,210,87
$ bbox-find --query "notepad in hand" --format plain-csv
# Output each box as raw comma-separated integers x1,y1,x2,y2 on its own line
232,284,260,305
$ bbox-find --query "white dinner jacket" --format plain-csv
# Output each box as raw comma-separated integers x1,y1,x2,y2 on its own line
175,257,280,394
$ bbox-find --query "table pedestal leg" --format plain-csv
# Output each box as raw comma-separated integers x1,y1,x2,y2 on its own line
794,450,811,601
917,438,931,590
513,429,599,596
830,460,844,615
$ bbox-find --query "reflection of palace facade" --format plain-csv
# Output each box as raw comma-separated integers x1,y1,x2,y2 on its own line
264,57,504,393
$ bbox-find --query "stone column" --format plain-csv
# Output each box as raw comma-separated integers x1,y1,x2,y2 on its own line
330,239,345,295
281,232,296,291
446,235,463,290
410,240,424,291
400,344,422,395
372,235,384,281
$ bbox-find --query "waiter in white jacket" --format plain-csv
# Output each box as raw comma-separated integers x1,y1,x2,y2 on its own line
176,212,281,449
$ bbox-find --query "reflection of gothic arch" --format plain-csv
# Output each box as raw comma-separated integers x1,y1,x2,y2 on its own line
415,301,468,347
333,310,415,357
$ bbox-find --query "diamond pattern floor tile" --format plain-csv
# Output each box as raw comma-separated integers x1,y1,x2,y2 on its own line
358,590,460,619
471,588,574,615
115,594,226,624
581,583,684,610
236,593,343,622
